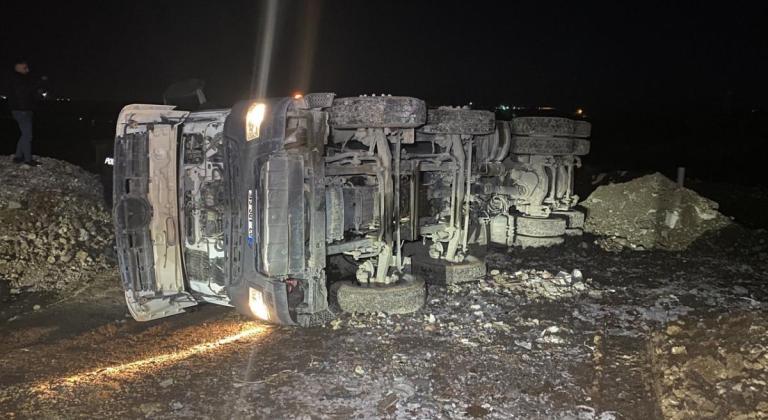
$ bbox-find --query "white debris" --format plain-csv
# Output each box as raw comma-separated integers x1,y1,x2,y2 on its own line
515,340,533,350
488,268,598,301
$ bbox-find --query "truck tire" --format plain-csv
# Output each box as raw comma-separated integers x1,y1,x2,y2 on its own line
332,274,426,314
551,209,586,229
511,116,591,138
573,138,591,155
509,136,576,155
515,215,567,237
421,108,495,135
573,120,592,138
330,96,426,128
514,235,565,248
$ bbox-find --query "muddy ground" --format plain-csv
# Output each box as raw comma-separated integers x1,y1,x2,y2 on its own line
1,226,766,419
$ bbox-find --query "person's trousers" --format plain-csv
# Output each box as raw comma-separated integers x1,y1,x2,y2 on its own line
12,110,34,162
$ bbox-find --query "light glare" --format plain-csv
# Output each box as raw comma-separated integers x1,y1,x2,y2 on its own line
249,287,271,321
246,102,267,141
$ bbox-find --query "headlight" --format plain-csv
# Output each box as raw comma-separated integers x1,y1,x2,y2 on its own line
245,102,266,141
248,287,271,321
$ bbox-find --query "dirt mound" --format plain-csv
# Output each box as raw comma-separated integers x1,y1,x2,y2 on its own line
581,173,731,251
0,156,114,294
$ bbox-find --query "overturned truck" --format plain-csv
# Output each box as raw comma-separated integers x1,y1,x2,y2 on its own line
113,94,590,326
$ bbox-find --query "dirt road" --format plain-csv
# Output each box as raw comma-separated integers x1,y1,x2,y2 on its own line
1,229,767,419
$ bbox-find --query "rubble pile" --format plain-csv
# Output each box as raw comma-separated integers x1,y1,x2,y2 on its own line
0,156,114,293
581,173,731,251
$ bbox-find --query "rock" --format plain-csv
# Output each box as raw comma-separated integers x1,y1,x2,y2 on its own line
354,365,365,376
666,325,683,336
32,304,41,311
490,269,500,276
687,356,726,384
377,393,399,414
732,285,749,295
139,402,163,416
671,345,687,355
392,379,416,399
159,378,174,388
76,250,88,263
515,340,533,350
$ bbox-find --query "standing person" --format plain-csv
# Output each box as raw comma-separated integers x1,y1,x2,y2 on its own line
6,59,44,167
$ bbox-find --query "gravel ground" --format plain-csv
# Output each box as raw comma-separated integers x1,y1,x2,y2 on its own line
1,227,766,419
1,162,766,419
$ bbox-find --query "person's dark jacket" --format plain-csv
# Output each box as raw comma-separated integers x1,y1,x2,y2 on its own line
5,72,41,111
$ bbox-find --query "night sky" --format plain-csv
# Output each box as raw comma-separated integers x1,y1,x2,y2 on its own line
3,1,767,116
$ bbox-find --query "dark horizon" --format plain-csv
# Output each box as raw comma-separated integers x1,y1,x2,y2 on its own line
2,1,767,116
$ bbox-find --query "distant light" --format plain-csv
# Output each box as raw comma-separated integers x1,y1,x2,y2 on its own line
293,92,303,99
41,92,48,98
575,108,584,115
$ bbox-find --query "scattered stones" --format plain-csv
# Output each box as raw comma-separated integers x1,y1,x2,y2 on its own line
487,267,598,301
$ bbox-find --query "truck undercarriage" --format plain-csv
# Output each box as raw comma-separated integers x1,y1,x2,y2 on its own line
113,94,590,326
